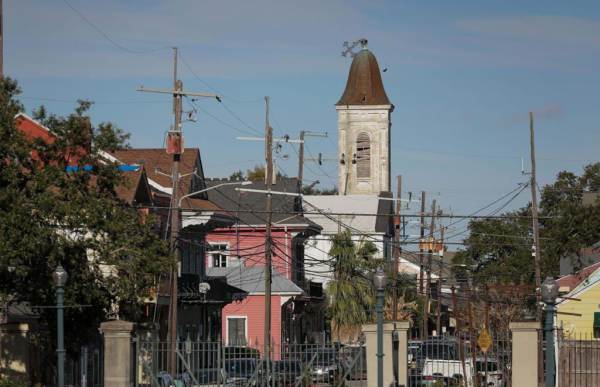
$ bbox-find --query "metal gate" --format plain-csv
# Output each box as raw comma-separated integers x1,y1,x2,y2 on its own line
557,331,600,386
408,333,511,387
135,339,367,387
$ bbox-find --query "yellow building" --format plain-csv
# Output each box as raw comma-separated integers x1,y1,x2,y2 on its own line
556,262,600,338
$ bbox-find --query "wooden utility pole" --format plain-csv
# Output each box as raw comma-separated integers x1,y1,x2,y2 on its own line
167,47,182,373
529,112,542,319
436,226,444,335
466,282,477,385
297,130,305,192
392,175,401,321
137,47,218,374
419,191,426,295
423,199,436,339
296,131,328,193
452,285,468,386
263,96,273,381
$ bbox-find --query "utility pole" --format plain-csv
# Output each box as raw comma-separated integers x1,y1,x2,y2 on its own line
137,47,218,374
297,130,305,192
529,112,542,319
167,47,182,374
436,226,444,335
451,285,468,385
263,96,273,383
423,199,436,339
419,191,426,296
392,175,402,321
296,131,329,192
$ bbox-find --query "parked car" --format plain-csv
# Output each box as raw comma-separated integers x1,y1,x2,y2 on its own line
340,345,367,380
273,360,305,386
475,357,505,387
224,346,261,360
224,358,259,386
416,337,473,386
302,348,341,383
195,368,234,387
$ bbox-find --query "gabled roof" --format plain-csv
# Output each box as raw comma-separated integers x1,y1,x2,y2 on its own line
14,114,151,205
302,193,393,235
336,45,391,106
205,177,321,231
110,148,220,211
207,266,303,295
557,261,600,292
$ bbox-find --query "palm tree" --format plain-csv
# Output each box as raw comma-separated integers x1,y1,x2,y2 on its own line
326,230,379,342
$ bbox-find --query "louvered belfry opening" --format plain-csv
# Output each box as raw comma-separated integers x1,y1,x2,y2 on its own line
356,132,371,179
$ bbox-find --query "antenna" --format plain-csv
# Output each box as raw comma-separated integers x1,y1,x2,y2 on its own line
341,38,368,58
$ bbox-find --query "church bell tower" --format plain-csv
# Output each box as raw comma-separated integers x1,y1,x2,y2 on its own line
337,39,393,195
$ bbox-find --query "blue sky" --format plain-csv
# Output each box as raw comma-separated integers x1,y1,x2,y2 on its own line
6,0,600,241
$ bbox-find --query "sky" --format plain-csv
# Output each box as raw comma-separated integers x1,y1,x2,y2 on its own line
5,0,600,242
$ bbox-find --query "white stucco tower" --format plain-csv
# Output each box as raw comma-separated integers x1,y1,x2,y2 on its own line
336,40,393,195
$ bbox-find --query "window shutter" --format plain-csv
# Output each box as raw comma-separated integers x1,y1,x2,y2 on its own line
356,133,371,178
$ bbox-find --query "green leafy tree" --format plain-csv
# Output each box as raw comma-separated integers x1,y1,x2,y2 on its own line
0,78,171,380
326,230,379,341
453,163,600,284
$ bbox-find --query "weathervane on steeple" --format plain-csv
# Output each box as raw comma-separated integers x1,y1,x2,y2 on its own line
341,38,368,58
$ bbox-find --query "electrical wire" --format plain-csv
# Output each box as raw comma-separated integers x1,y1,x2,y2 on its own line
62,0,170,55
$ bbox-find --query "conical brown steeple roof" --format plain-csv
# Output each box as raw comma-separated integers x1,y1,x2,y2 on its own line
336,44,390,106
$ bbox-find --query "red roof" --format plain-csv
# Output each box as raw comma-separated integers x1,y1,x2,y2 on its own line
557,261,600,291
110,148,220,211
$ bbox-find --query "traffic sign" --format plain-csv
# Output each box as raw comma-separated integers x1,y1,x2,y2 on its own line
478,328,492,353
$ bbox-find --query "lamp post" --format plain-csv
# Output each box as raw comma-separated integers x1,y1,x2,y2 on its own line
374,266,387,387
541,276,559,387
53,265,68,387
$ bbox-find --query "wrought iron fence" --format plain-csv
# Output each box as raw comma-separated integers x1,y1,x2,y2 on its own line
408,332,511,387
557,330,600,387
135,339,367,387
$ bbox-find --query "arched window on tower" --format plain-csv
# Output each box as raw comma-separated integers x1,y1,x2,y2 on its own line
356,132,371,179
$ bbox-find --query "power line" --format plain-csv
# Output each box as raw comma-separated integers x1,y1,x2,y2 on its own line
178,52,263,104
62,0,169,55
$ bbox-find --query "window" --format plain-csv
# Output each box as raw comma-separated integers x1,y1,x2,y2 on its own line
356,132,371,179
594,312,600,338
210,243,228,268
228,317,247,346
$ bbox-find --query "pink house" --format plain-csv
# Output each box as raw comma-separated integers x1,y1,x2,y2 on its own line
204,178,325,354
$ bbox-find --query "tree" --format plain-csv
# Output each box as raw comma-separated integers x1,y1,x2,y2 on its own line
453,163,600,285
0,78,171,380
301,185,338,195
243,165,285,181
326,230,379,342
229,170,244,180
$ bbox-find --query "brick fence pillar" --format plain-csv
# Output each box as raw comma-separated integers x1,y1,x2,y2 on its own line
510,321,540,387
100,320,134,387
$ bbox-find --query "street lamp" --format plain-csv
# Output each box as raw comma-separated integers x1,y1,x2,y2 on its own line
373,266,387,387
541,277,558,387
53,265,68,387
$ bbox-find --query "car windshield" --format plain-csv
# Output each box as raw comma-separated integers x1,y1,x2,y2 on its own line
304,351,338,365
225,359,256,376
276,361,302,372
476,360,499,372
418,343,458,360
197,369,221,383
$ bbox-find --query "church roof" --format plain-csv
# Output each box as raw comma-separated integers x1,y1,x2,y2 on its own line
336,43,391,106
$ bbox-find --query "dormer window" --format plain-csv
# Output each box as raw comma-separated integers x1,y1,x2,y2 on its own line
356,132,371,178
